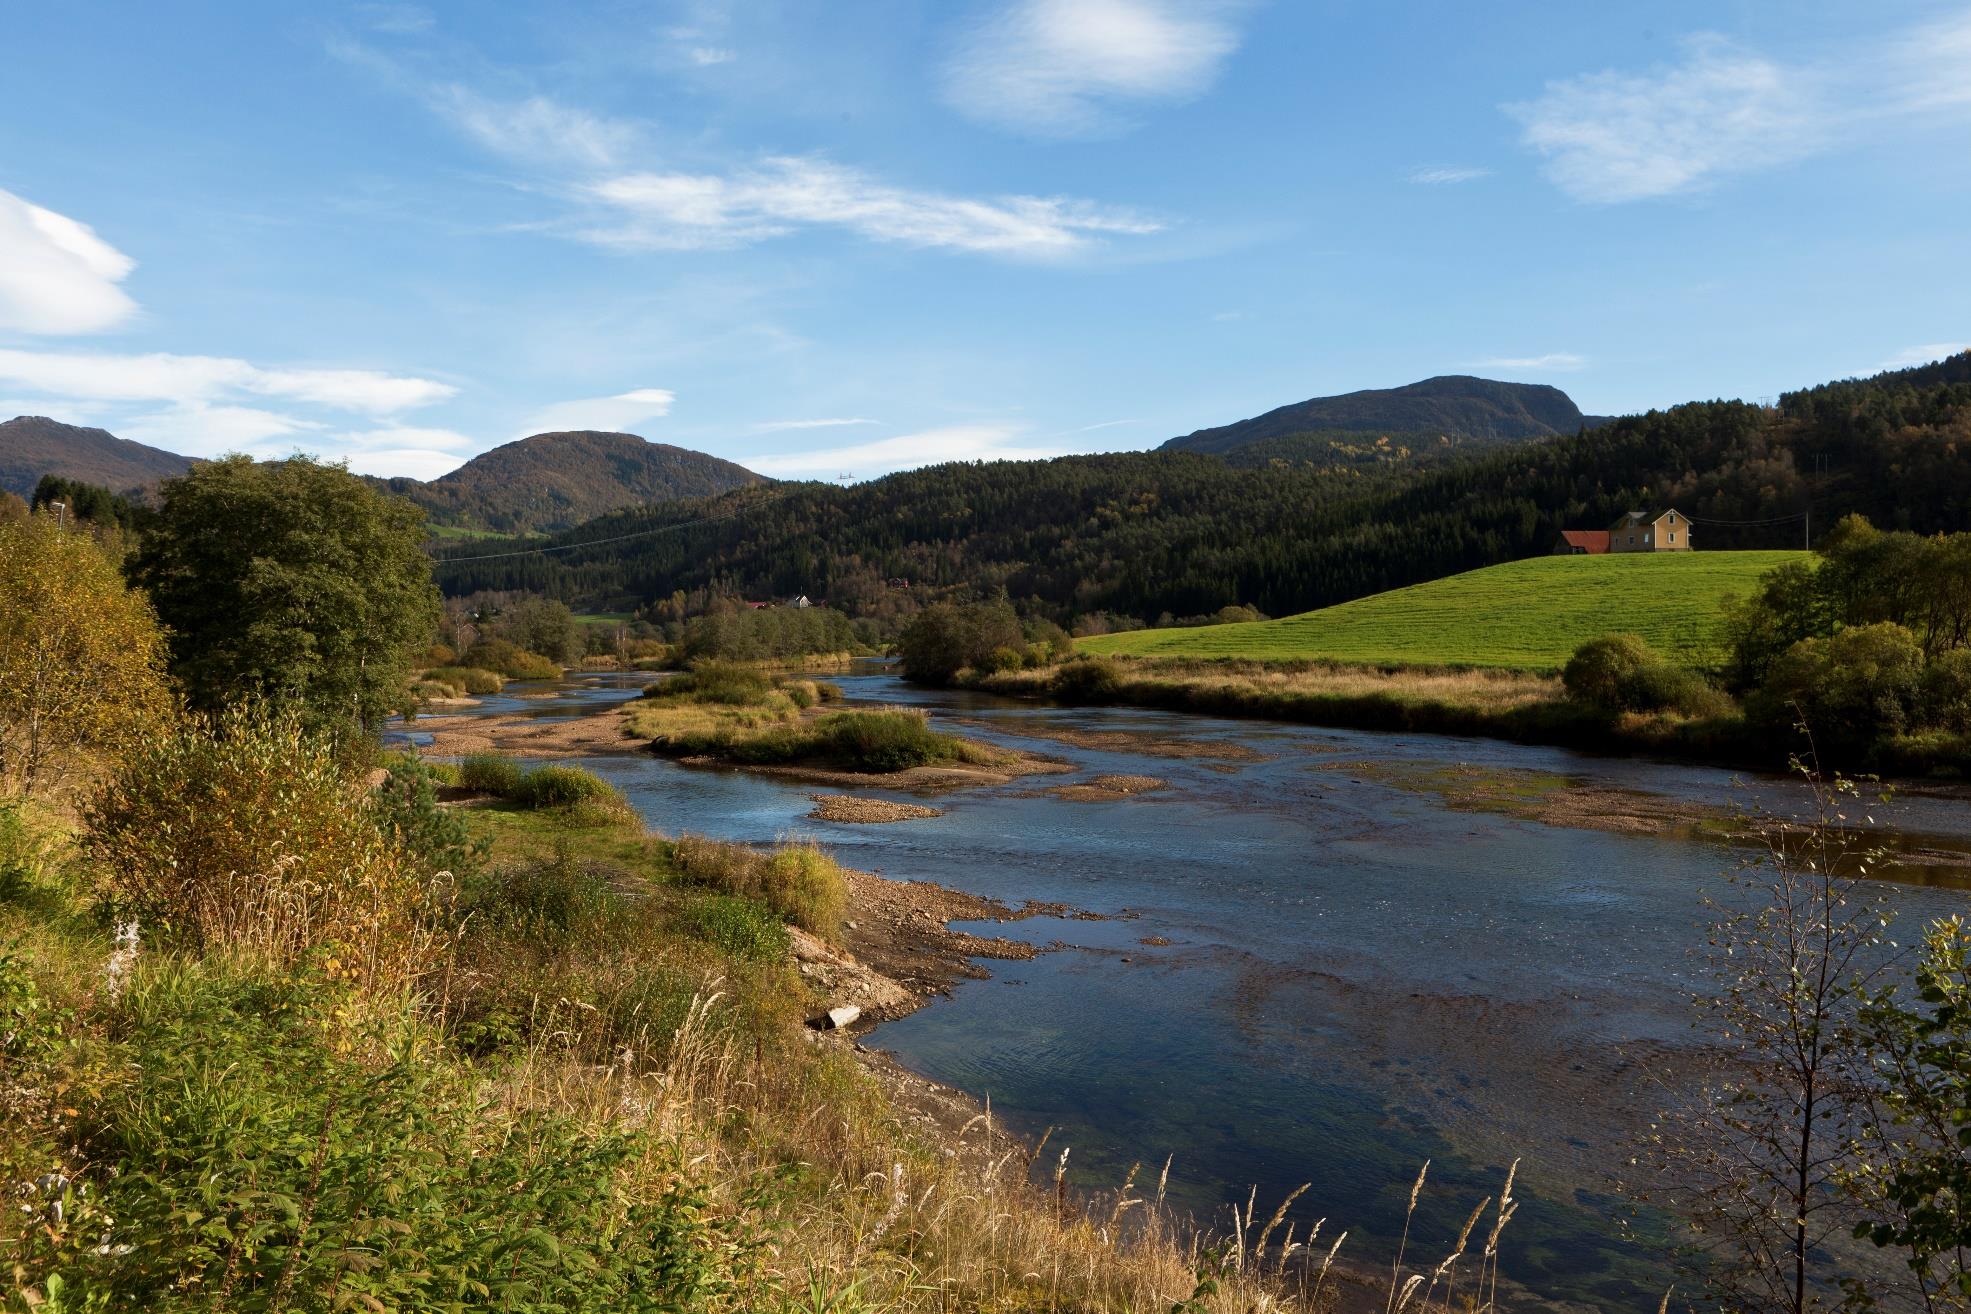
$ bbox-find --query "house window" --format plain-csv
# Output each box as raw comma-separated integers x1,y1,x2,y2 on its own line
1628,535,1635,544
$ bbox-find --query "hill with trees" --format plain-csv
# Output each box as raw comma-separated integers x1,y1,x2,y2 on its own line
0,415,194,497
1161,374,1603,457
378,430,765,533
432,353,1971,627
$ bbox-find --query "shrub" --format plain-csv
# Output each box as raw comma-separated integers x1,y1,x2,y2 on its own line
685,893,793,963
458,752,525,796
1922,649,1971,733
29,964,739,1311
460,847,611,946
516,764,616,808
463,638,562,681
653,662,776,706
782,679,820,709
1563,634,1656,708
1051,656,1125,702
984,646,1026,674
82,705,429,980
1563,634,1728,718
372,755,486,883
425,665,504,695
1750,622,1927,755
673,836,848,940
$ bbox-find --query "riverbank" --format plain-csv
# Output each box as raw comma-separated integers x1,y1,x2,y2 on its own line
956,655,1971,780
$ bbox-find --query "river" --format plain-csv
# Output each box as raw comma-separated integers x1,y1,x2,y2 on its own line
396,665,1971,1311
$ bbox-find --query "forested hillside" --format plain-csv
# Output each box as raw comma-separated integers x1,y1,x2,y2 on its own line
432,354,1971,623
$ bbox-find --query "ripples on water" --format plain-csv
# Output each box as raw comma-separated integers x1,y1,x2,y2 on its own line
399,665,1971,1311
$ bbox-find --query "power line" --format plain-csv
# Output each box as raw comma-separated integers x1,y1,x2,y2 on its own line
428,492,785,564
1683,511,1810,527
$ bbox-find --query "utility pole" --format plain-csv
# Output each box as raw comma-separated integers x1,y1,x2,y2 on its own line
49,500,66,529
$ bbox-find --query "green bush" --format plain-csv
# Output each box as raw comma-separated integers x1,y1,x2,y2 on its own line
24,963,742,1312
458,752,525,797
460,848,611,946
373,754,487,882
685,893,792,963
673,836,848,940
655,662,776,706
1922,648,1971,732
1563,634,1728,718
82,705,426,976
425,665,505,695
1051,656,1125,702
1750,622,1927,755
463,638,562,681
517,764,617,808
896,601,1023,685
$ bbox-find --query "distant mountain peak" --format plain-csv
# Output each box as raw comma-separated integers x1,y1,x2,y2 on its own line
382,428,766,533
1162,375,1593,457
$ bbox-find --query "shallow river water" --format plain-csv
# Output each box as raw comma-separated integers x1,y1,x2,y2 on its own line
400,666,1971,1311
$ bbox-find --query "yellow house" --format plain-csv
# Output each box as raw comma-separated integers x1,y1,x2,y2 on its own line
1607,509,1691,553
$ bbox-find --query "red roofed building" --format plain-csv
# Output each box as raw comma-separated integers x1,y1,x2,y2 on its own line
1553,529,1611,555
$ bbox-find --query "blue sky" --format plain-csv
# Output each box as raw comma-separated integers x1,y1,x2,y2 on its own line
1,0,1967,481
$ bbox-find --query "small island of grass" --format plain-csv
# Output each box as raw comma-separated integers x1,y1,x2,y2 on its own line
628,661,1058,783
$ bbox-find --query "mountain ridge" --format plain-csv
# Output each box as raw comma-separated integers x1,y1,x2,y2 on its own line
1162,375,1602,457
0,416,196,498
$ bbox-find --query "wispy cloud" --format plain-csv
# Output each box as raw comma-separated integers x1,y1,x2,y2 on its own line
744,424,1067,480
434,86,639,169
0,349,456,411
1471,352,1587,372
689,47,735,66
0,189,138,335
523,387,675,435
581,156,1160,257
1877,342,1971,372
357,4,434,35
1409,166,1491,185
753,417,879,432
1507,12,1971,202
943,0,1245,137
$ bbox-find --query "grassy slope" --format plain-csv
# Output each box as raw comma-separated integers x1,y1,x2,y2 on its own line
1080,551,1802,670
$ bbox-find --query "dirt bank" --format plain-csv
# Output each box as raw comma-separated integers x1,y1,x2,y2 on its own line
406,703,647,757
699,752,1071,793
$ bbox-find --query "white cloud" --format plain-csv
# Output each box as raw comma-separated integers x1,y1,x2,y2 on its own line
689,47,735,66
338,433,475,480
0,349,456,412
1409,166,1491,185
0,189,139,335
1878,342,1971,371
584,156,1160,257
1472,353,1588,372
1508,13,1971,203
744,424,1067,480
753,417,879,432
436,87,638,168
119,403,323,457
943,0,1243,137
524,387,675,435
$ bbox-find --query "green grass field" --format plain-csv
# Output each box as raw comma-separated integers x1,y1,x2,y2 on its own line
1079,551,1803,671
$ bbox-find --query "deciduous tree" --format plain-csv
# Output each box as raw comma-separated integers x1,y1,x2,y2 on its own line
131,455,439,731
0,511,172,794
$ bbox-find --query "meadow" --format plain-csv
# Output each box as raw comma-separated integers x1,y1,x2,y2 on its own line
1080,551,1803,671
